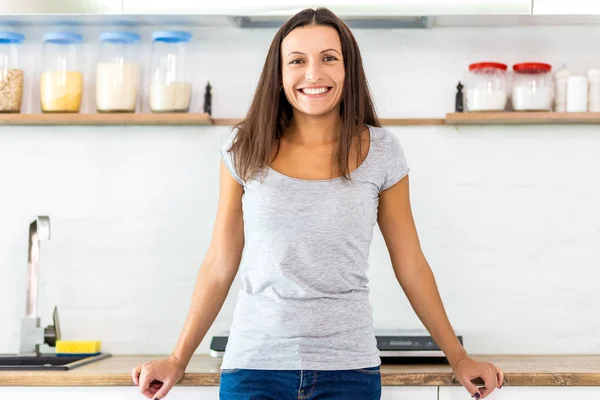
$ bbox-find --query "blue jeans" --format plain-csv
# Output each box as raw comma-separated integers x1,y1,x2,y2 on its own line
219,366,381,399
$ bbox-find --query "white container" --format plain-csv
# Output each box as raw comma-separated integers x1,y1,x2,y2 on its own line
588,90,600,103
465,62,508,112
566,76,588,112
587,68,600,112
553,67,571,111
511,62,554,111
149,30,192,113
96,31,141,113
587,68,600,83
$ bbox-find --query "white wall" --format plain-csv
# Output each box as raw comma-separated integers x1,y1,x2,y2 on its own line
1,23,600,357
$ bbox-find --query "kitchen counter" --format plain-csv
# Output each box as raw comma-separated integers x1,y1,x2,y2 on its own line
1,355,600,386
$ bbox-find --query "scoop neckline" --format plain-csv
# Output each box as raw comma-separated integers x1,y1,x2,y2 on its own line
267,125,373,183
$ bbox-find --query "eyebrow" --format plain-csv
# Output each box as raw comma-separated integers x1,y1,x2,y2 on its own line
286,48,342,57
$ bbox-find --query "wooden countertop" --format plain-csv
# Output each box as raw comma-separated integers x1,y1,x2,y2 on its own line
2,355,600,386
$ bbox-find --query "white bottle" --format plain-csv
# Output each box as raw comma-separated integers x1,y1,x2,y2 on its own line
587,68,600,112
553,67,572,112
566,76,588,112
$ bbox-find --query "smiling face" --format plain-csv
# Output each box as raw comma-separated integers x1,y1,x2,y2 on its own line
281,24,345,118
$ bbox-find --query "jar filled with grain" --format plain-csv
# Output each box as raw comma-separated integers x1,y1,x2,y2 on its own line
40,32,84,113
149,30,192,113
0,31,25,113
96,31,141,113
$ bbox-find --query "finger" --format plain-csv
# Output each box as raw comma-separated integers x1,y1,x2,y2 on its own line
479,365,498,399
153,379,174,400
131,365,141,386
145,378,164,397
147,384,161,397
138,366,154,399
478,386,492,399
143,387,157,399
461,378,481,399
496,367,504,388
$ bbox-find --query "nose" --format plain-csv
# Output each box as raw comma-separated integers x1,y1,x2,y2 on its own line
304,58,323,82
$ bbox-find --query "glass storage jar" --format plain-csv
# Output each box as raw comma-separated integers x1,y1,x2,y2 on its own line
465,62,508,112
40,32,84,113
511,62,554,111
96,31,141,113
149,30,192,113
0,31,25,113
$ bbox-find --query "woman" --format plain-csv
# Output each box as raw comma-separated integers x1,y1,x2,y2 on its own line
133,7,503,400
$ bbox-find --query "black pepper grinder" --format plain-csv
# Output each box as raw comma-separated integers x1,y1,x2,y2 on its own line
455,81,464,112
203,81,212,116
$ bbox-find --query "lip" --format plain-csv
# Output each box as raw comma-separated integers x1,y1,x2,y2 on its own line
297,85,332,90
296,86,333,98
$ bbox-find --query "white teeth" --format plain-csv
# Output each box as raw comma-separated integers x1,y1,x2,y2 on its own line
301,87,329,95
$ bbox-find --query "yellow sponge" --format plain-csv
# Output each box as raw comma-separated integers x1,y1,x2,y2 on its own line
56,340,101,354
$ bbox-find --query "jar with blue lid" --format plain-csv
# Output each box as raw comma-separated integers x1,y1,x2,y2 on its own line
97,31,141,113
149,30,192,112
0,31,25,112
40,31,83,113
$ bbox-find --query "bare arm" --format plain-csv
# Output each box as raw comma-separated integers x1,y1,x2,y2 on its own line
377,175,503,399
133,161,245,399
377,175,465,365
171,160,245,367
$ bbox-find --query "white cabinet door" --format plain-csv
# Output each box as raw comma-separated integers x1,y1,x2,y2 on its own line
439,386,600,400
382,386,438,400
0,0,122,14
0,386,437,399
533,0,600,14
123,0,316,15
0,386,220,400
123,0,532,16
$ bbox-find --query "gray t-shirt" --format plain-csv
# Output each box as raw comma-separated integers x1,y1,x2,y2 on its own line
219,125,410,370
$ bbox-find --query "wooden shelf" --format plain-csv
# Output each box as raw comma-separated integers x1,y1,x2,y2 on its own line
380,118,445,125
0,114,444,126
445,111,600,125
1,111,599,126
215,118,446,126
0,113,213,125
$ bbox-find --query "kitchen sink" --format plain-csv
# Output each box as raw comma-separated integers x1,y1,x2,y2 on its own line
4,217,112,371
0,353,111,370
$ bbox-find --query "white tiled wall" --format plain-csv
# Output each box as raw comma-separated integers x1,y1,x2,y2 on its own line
1,22,600,357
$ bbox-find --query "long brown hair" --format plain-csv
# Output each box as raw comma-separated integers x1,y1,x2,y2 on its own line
229,7,380,183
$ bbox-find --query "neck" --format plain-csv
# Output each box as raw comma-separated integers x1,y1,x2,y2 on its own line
287,110,342,145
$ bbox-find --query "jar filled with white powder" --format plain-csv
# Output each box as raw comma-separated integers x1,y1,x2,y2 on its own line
149,30,192,113
465,62,508,112
511,62,554,111
96,31,141,113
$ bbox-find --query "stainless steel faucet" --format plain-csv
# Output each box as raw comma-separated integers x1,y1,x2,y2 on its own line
19,216,61,355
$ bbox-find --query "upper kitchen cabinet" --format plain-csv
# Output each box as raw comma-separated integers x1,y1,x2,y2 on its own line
123,0,533,16
533,0,600,14
0,0,122,14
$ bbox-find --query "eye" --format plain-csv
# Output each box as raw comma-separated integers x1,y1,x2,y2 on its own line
289,59,304,65
323,55,338,62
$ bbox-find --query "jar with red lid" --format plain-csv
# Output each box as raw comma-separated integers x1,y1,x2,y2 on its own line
465,62,508,112
511,62,554,111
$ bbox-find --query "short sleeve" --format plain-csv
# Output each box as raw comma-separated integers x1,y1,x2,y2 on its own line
380,131,410,191
219,128,245,186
